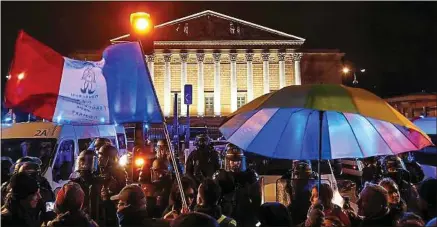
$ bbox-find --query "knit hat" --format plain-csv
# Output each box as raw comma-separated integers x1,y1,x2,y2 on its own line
55,182,84,213
9,172,40,200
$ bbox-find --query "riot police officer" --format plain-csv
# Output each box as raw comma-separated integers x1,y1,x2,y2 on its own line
288,160,318,226
90,137,112,152
139,158,173,218
156,139,184,175
381,155,420,213
96,144,126,226
186,134,221,185
213,144,261,227
362,156,383,186
1,156,55,224
2,156,54,205
69,149,98,213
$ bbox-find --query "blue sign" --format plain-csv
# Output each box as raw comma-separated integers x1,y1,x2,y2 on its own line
184,84,192,105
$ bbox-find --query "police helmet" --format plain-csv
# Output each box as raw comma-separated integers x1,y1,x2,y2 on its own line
14,156,41,173
292,160,314,179
92,138,112,151
98,144,119,168
150,159,171,182
381,155,406,174
224,144,246,172
194,134,211,148
77,150,97,172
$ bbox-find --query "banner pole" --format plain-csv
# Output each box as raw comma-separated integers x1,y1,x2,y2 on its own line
135,38,187,209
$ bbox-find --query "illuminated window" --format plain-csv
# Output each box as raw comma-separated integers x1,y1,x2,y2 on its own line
237,92,247,109
205,93,214,116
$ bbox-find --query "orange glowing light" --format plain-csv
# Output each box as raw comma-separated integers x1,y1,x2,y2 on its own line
17,72,25,80
135,157,145,167
130,12,152,34
342,67,350,74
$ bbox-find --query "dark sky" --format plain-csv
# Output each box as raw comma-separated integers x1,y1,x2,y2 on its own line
2,1,437,98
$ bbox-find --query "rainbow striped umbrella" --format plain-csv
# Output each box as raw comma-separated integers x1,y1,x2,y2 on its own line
219,84,433,160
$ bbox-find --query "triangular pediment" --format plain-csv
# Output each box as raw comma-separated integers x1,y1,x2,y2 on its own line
153,10,305,42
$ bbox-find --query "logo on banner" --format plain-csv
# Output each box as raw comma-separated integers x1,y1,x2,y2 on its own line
81,66,97,94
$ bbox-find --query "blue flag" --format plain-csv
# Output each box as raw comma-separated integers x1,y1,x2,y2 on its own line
103,42,164,124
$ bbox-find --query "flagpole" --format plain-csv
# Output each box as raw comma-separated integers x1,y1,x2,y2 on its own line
136,39,188,210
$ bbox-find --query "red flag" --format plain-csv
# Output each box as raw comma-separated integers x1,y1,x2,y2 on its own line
5,30,64,120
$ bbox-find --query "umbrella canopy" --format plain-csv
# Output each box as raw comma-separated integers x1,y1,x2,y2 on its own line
220,84,433,160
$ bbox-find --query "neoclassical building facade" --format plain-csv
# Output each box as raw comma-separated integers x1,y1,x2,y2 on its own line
72,10,345,122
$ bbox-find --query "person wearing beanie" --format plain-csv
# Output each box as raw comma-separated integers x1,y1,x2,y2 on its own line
44,182,98,227
1,172,42,227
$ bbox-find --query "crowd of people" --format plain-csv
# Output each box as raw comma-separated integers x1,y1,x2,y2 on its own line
1,134,436,227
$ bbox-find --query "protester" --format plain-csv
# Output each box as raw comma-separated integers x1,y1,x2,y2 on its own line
395,212,425,227
163,176,197,219
44,182,98,227
171,212,219,227
379,177,407,219
302,202,325,227
258,202,292,227
110,184,149,227
418,178,437,223
309,183,351,227
194,178,237,227
97,144,126,226
1,172,42,227
357,182,394,226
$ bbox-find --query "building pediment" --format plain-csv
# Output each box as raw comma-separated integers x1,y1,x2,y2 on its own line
154,10,305,43
111,10,305,47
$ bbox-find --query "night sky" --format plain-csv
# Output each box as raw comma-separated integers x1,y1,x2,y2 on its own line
2,1,436,98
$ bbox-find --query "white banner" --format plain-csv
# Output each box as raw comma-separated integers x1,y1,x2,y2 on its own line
53,57,110,124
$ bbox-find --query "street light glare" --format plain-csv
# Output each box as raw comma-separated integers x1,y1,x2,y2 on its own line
130,12,151,34
360,69,366,73
134,18,149,31
342,67,350,74
17,72,25,80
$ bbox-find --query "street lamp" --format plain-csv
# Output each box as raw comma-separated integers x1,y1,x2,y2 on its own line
342,66,365,86
129,11,186,209
130,12,152,35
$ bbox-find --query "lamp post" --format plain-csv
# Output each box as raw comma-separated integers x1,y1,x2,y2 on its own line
129,12,187,209
342,66,365,86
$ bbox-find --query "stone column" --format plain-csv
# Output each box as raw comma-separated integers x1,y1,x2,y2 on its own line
278,53,286,89
197,53,205,116
293,53,303,85
262,53,270,94
163,53,172,117
213,53,221,116
230,53,238,113
147,54,155,82
180,53,188,116
246,53,254,102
